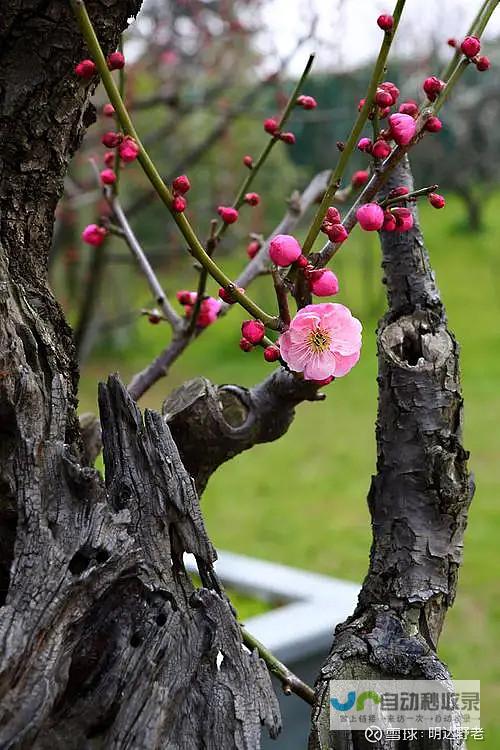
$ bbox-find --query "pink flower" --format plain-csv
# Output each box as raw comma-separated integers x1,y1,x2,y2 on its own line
423,76,445,101
425,116,442,133
357,137,373,153
185,296,221,328
325,207,341,224
351,170,369,188
377,14,394,31
372,139,391,159
389,186,409,197
102,103,115,117
392,207,414,232
327,224,348,244
375,88,393,107
269,234,302,266
280,132,296,144
239,338,253,352
247,240,260,259
82,224,107,247
75,59,96,79
382,211,397,232
279,303,362,381
264,118,279,134
356,203,384,231
101,131,122,148
428,193,445,209
244,192,260,206
379,81,400,105
172,174,191,194
100,168,116,185
107,51,125,70
399,101,418,117
176,290,197,305
388,113,416,146
297,95,317,110
104,151,115,167
460,36,480,58
309,269,339,297
242,319,266,344
172,195,187,212
264,345,280,362
476,56,490,71
119,137,140,162
217,206,239,224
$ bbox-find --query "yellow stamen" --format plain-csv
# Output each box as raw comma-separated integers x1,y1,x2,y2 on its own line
307,327,331,353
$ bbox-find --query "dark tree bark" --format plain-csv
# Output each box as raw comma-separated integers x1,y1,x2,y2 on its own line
0,4,280,747
308,159,473,750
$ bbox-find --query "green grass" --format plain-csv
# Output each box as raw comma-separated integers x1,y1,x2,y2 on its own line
79,194,500,746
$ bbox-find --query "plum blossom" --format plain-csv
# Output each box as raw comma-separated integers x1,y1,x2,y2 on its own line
279,303,362,381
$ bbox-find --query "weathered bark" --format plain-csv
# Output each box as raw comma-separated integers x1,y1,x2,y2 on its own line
308,159,473,750
0,4,280,747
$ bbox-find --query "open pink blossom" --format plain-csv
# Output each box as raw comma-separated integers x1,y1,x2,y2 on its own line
388,113,416,146
279,303,362,381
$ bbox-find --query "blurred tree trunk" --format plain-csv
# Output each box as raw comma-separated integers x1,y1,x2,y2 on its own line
455,184,483,232
309,159,473,750
0,3,280,748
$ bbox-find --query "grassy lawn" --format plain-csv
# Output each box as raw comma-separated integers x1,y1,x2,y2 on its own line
79,194,500,746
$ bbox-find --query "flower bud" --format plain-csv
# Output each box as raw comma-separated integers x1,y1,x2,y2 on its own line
239,338,254,352
476,56,491,71
101,131,122,148
243,155,253,168
280,131,296,144
172,195,187,212
398,101,419,117
217,206,239,224
379,81,400,105
382,211,397,232
428,192,445,209
389,186,410,198
269,234,302,266
244,192,260,206
375,88,393,107
377,14,394,30
356,203,384,231
388,112,416,146
75,59,96,79
309,269,339,297
296,255,309,268
423,76,445,101
104,151,115,167
460,36,481,58
351,170,369,188
219,286,244,304
372,139,391,159
102,103,115,117
264,345,280,362
392,207,414,232
107,51,125,70
176,290,197,305
100,168,117,185
82,224,107,246
148,310,161,325
264,117,279,134
357,137,373,153
172,174,191,194
247,240,260,259
425,116,442,133
326,206,341,224
241,319,265,345
327,224,348,244
357,99,365,112
118,137,140,162
297,94,318,109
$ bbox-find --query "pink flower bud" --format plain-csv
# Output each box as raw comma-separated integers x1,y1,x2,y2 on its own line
476,55,491,71
377,14,394,30
244,192,260,206
351,170,369,188
75,59,96,79
217,206,239,224
118,137,140,162
388,112,416,146
297,94,318,109
382,211,397,232
375,88,393,107
172,174,191,194
389,186,410,197
423,76,445,101
379,81,400,105
372,139,392,159
264,345,280,362
428,192,445,209
82,224,107,246
219,286,244,304
107,51,125,70
280,131,296,144
378,106,391,119
243,155,253,168
356,203,384,231
102,103,115,117
241,319,265,345
101,131,122,148
448,38,457,48
357,98,366,112
196,297,222,328
264,117,279,134
247,240,260,259
392,207,414,232
398,101,419,117
269,234,302,266
357,137,373,153
239,338,254,352
327,224,348,244
104,151,115,167
326,206,341,224
172,195,187,212
425,115,442,133
148,310,161,325
100,168,116,185
296,255,309,268
460,35,481,58
176,290,197,305
309,269,339,297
